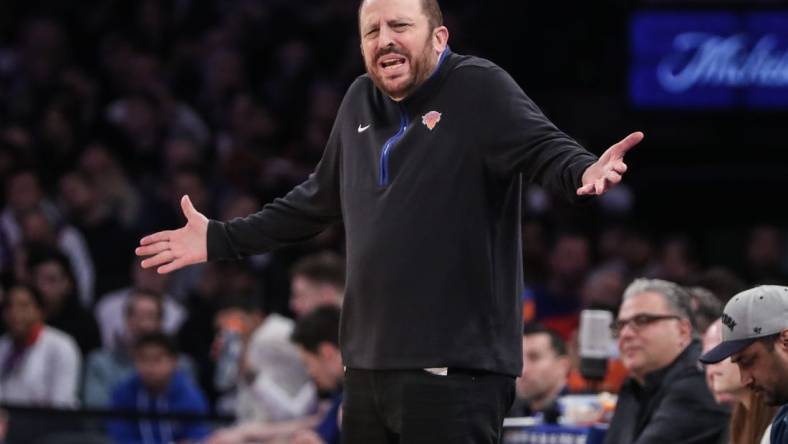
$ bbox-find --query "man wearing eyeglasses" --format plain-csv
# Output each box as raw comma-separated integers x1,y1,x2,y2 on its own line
604,279,728,444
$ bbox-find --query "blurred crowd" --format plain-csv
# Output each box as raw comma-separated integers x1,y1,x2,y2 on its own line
0,0,787,443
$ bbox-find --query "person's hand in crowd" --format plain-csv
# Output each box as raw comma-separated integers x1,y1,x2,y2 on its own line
204,424,266,444
205,421,317,444
135,195,208,274
291,430,326,444
204,427,251,444
577,131,644,196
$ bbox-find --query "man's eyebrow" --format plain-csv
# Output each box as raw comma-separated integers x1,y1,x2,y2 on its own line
730,354,742,364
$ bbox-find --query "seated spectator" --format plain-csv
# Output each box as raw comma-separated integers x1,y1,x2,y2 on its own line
604,278,728,444
566,266,629,394
177,260,255,407
743,225,788,285
216,250,344,421
289,305,343,444
95,258,185,349
211,297,264,415
238,296,317,423
687,286,723,336
649,235,700,285
703,318,776,444
57,169,137,297
206,252,340,419
525,232,590,340
107,332,210,444
509,324,570,422
27,245,100,354
83,288,196,408
0,169,96,307
76,142,142,230
0,283,81,406
690,266,746,304
207,305,343,444
580,266,626,314
289,251,345,318
699,285,788,443
153,168,214,303
19,206,96,307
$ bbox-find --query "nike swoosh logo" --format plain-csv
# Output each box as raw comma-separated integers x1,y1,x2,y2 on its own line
358,124,371,133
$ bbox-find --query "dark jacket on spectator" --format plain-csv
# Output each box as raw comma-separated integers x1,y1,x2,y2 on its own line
508,385,567,423
48,295,101,355
604,340,729,444
772,405,788,444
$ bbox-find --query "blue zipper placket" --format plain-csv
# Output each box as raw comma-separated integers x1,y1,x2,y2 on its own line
377,48,449,187
379,104,409,187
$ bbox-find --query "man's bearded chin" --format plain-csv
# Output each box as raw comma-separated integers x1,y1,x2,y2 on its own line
771,385,788,406
367,44,436,99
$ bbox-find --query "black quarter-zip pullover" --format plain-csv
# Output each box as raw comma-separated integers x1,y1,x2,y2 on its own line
207,49,597,376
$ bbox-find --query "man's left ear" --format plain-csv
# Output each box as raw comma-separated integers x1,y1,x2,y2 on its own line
679,319,693,344
779,329,788,350
559,356,572,377
433,26,449,53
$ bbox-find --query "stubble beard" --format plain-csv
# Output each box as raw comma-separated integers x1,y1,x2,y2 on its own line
366,36,436,100
763,380,788,406
754,356,788,405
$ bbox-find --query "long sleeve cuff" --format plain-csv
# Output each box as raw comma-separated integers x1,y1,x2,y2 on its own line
207,219,241,261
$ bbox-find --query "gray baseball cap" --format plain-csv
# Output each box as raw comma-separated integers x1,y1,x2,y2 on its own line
699,285,788,364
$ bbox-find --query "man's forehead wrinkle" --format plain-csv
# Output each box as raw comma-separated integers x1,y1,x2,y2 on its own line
362,14,416,27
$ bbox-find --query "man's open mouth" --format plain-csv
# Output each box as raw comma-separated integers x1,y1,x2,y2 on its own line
379,55,407,70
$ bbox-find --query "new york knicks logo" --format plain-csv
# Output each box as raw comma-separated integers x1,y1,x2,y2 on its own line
421,111,442,131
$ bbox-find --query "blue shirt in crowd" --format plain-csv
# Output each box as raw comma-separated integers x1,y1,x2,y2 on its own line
107,369,211,444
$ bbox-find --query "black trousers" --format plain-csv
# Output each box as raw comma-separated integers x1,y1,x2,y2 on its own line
342,368,515,444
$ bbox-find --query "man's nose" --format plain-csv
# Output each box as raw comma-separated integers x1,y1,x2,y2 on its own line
377,26,396,49
618,322,637,339
739,369,754,387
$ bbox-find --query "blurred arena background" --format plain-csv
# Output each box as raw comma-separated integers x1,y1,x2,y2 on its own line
0,0,786,443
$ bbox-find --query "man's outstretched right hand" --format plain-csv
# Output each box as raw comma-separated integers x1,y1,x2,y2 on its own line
135,195,209,274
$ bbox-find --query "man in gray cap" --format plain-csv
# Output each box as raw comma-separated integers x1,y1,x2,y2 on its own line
700,285,788,443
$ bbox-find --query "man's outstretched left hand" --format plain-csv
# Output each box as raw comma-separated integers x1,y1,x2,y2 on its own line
577,131,644,196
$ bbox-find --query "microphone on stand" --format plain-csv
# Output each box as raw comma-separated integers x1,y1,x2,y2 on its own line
578,309,613,381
